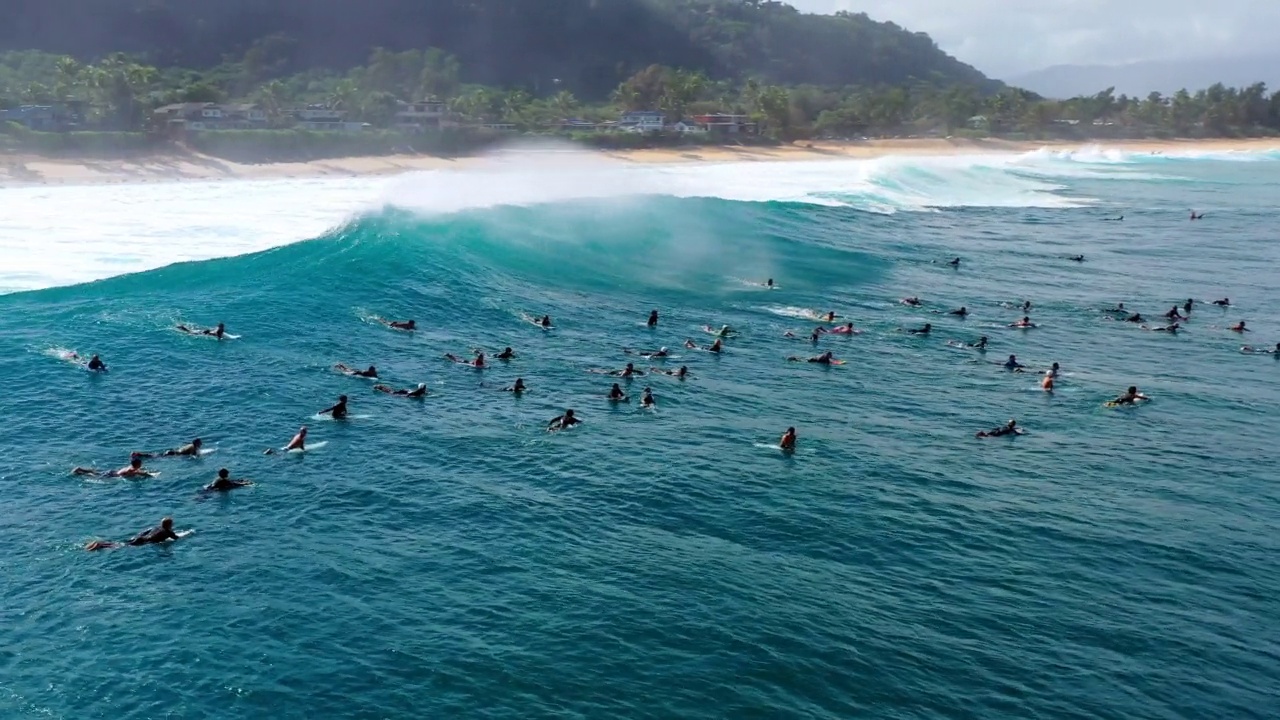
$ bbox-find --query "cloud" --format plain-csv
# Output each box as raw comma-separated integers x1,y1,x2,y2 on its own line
789,0,1280,77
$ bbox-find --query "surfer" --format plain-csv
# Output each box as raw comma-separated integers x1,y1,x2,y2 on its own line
1229,321,1249,333
641,387,656,408
547,409,580,432
85,517,180,551
949,306,969,317
319,395,348,420
1190,210,1205,220
1003,355,1025,371
1106,302,1127,314
976,419,1022,438
203,468,252,493
788,351,837,365
1183,299,1194,315
1142,323,1180,333
947,257,961,267
265,426,308,455
780,427,797,451
1212,298,1230,307
73,454,156,479
1104,215,1123,221
1068,255,1085,263
647,310,659,327
1163,305,1187,321
445,351,485,368
1010,316,1037,329
901,297,922,307
651,366,689,379
335,364,378,378
625,347,668,359
1124,313,1144,323
706,324,736,337
906,323,932,335
1242,343,1280,354
1041,372,1055,392
1110,386,1149,405
377,318,416,331
830,322,858,335
504,378,527,394
1047,362,1061,378
86,354,107,372
527,314,552,328
177,322,226,339
137,438,203,458
766,278,775,288
374,383,428,398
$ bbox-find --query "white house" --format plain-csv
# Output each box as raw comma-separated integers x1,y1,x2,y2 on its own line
619,111,665,132
152,102,268,132
288,106,366,133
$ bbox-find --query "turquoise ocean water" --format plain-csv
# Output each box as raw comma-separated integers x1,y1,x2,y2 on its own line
2,149,1278,719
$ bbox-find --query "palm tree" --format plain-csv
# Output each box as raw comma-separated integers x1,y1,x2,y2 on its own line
326,79,360,111
551,90,579,119
255,80,288,125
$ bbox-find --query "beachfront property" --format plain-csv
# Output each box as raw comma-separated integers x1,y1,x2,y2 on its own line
394,100,451,132
0,103,85,131
289,106,368,133
619,110,666,132
152,102,269,132
691,113,756,135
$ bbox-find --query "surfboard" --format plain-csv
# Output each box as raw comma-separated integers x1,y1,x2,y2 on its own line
286,440,329,453
311,413,372,421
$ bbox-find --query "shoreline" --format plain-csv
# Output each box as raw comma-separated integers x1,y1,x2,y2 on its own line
2,137,1277,188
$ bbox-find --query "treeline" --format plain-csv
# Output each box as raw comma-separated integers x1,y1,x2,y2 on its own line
3,49,1279,144
0,0,993,99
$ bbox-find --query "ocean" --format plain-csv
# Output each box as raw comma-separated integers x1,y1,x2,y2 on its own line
2,147,1278,719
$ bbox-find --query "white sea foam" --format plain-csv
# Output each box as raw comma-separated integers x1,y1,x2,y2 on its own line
2,144,1275,294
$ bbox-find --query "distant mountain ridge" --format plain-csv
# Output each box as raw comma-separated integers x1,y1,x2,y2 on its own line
0,0,997,99
1010,56,1280,98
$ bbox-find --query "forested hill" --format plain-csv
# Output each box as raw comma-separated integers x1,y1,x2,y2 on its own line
0,0,996,98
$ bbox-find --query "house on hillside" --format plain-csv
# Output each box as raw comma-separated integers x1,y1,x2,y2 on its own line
619,111,665,132
1,103,84,131
691,113,755,135
289,106,367,132
152,103,268,133
671,121,706,134
556,117,599,131
394,100,450,132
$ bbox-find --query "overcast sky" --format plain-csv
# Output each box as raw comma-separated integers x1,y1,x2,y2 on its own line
790,0,1279,78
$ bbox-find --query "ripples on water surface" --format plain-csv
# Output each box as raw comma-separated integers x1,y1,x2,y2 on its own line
1,149,1278,719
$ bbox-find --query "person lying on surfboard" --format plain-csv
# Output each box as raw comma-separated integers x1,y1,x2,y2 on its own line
787,351,838,365
829,323,859,335
335,364,378,378
136,438,203,458
547,409,580,432
495,347,516,360
374,383,428,397
624,347,669,359
376,318,416,331
177,322,226,339
203,468,253,493
1110,386,1149,406
976,420,1022,438
1241,343,1280,354
444,352,485,368
73,454,156,478
85,517,180,551
685,339,723,353
906,323,932,335
651,366,689,378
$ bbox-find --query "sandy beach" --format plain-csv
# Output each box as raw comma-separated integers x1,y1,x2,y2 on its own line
2,137,1277,188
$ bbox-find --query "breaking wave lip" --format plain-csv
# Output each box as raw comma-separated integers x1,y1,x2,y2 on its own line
1029,144,1280,164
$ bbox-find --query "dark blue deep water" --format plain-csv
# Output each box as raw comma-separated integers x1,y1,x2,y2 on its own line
2,153,1278,719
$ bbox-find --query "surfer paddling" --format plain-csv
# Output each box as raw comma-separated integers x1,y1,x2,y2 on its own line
73,454,157,479
547,409,580,432
445,351,486,368
374,383,428,397
85,517,181,551
136,438,203,458
376,318,416,331
335,364,378,378
202,468,253,493
976,420,1022,438
787,351,838,365
176,322,227,339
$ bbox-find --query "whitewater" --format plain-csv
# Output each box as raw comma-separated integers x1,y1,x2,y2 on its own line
2,147,1278,720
